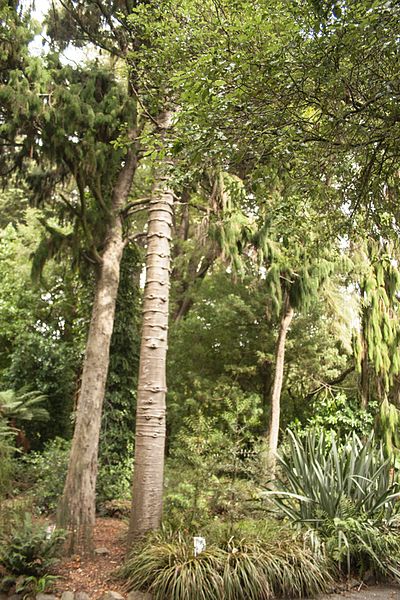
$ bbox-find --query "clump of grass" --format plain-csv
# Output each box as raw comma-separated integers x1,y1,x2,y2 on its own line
121,527,331,600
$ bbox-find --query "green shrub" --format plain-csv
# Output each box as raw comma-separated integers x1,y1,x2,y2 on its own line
15,573,59,599
323,515,400,580
0,422,16,498
0,513,65,578
163,403,263,532
19,438,70,513
267,429,400,580
0,498,33,541
290,392,377,444
96,448,134,506
121,526,331,600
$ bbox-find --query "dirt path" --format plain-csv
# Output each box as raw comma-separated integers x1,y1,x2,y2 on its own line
53,518,128,598
320,586,400,600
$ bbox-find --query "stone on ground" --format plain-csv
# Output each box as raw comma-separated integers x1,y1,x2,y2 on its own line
127,592,153,600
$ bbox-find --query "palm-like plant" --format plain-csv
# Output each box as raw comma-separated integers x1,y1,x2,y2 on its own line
0,388,49,424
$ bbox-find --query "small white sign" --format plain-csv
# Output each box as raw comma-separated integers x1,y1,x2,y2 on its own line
193,536,206,557
45,524,56,539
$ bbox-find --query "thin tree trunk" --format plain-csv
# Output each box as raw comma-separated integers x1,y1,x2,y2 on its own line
360,330,369,409
265,289,294,474
129,117,174,540
359,285,369,410
57,143,138,554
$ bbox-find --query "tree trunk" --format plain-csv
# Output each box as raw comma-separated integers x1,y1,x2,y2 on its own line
265,289,294,474
57,144,138,554
360,329,369,410
128,143,174,541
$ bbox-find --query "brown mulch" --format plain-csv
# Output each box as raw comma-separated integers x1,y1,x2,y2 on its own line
53,518,129,599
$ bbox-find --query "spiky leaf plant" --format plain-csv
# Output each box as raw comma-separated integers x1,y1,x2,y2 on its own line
266,429,400,579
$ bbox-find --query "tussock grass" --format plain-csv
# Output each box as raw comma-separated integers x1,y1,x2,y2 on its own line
121,528,331,600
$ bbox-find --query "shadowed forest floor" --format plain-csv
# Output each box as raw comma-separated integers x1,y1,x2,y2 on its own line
53,518,128,598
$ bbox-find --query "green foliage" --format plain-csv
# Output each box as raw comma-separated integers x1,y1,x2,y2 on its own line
15,573,59,599
0,388,49,423
0,210,87,445
97,450,134,507
0,498,34,543
291,391,377,443
271,430,399,523
20,438,70,513
98,246,141,504
0,513,65,577
5,332,79,446
121,525,331,600
0,422,16,498
268,429,400,579
354,241,400,393
378,397,400,461
164,391,262,531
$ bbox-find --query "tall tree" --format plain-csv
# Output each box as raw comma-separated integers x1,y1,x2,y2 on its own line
128,111,174,540
0,2,148,551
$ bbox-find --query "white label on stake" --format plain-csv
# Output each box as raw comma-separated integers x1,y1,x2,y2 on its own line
194,536,206,557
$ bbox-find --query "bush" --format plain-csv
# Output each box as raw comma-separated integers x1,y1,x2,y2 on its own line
14,573,59,598
267,429,400,580
0,423,16,498
19,438,70,513
163,401,263,532
96,449,134,506
290,391,377,444
0,513,65,578
0,498,33,541
121,525,331,600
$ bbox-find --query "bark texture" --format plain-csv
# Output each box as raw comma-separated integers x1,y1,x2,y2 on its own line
128,173,174,541
57,144,137,554
266,289,294,473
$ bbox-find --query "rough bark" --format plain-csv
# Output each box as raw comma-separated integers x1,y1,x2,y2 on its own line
57,144,138,554
128,171,174,541
265,289,294,474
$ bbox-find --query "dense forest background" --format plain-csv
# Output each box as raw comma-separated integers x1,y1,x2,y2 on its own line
1,1,400,598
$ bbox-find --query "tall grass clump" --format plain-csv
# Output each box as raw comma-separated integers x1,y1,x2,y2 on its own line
121,525,331,600
267,430,400,580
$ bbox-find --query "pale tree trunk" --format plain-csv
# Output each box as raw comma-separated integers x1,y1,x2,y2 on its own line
360,330,369,410
129,116,174,541
57,143,137,554
265,289,294,474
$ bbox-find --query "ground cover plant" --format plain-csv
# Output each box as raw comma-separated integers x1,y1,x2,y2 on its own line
0,512,65,596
